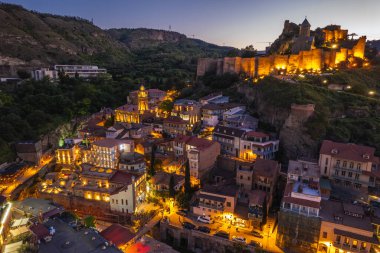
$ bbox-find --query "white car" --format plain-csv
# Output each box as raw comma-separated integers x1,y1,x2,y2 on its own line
232,236,246,244
197,215,211,224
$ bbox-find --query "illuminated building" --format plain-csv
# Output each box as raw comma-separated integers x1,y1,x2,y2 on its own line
173,135,221,179
192,185,238,219
201,103,243,127
171,99,201,130
15,140,42,164
317,200,378,253
55,142,78,165
137,85,149,113
114,104,140,123
163,116,187,137
199,92,229,105
319,140,379,191
31,65,107,80
239,131,279,161
119,152,146,174
213,125,246,156
197,19,367,78
151,171,184,192
276,158,322,253
88,139,134,169
0,197,11,247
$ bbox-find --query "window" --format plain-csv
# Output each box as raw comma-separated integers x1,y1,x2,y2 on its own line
352,240,358,249
341,171,346,176
322,232,327,238
325,158,329,165
226,202,231,207
349,162,354,169
125,199,128,205
116,200,118,204
112,199,115,204
355,173,360,180
343,161,347,167
336,160,340,166
348,172,352,178
324,167,327,174
335,235,341,243
121,199,124,205
360,242,367,250
335,170,339,175
357,163,361,170
240,175,243,179
344,237,349,245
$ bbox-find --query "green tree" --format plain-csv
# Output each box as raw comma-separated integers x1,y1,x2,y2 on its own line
148,145,157,177
184,159,191,197
83,215,96,228
159,100,174,113
169,173,175,198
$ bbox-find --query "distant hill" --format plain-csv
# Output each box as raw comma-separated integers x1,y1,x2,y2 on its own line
0,3,231,78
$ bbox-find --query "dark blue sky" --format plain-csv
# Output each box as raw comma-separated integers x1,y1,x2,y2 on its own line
4,0,380,49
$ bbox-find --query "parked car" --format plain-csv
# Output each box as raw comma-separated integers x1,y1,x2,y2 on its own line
249,240,263,248
197,226,211,234
232,236,246,244
197,215,211,224
214,230,229,239
182,221,196,230
251,230,263,238
176,210,188,217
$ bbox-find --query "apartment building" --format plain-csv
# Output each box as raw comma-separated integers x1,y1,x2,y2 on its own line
171,99,201,129
319,140,378,191
239,131,279,161
213,125,246,157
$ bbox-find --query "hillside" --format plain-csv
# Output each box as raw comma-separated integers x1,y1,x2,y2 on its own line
0,3,132,69
235,67,380,161
0,3,231,80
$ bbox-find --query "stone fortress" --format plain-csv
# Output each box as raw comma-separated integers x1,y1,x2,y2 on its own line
197,18,367,78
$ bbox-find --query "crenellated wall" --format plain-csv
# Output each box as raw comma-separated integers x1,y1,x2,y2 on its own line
197,36,366,78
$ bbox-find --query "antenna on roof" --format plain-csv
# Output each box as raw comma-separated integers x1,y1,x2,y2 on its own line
169,25,171,31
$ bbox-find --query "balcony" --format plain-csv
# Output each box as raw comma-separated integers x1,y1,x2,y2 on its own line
334,165,361,173
198,202,224,211
331,174,370,185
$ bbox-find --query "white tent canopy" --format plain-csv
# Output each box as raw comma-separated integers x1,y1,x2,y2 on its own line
11,218,29,228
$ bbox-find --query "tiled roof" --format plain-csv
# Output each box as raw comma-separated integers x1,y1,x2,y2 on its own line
93,138,131,148
186,137,216,150
253,158,279,178
248,190,266,206
100,224,136,247
199,193,226,203
115,104,138,112
283,195,321,209
246,131,269,138
151,172,184,186
214,125,246,138
109,171,135,185
320,140,375,163
29,223,50,240
173,134,192,143
163,116,186,124
334,229,378,244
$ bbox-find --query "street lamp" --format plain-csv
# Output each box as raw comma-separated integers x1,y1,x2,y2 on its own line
368,90,375,96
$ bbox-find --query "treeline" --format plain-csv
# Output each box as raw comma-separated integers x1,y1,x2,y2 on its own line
0,76,134,163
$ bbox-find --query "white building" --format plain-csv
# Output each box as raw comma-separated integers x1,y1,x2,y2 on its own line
31,65,107,80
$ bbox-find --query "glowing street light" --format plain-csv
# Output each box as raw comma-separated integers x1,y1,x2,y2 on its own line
369,90,375,96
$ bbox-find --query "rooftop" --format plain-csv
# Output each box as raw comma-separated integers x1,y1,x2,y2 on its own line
99,224,136,247
38,219,121,253
151,171,184,186
320,200,373,231
287,159,320,180
253,158,279,178
320,140,375,163
125,235,179,253
202,184,238,197
213,125,246,138
93,139,132,148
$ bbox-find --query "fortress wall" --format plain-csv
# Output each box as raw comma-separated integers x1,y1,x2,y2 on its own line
241,57,255,77
273,55,289,70
257,56,271,76
197,58,218,76
323,29,348,42
353,36,366,59
223,57,241,74
216,59,224,75
299,49,322,70
288,54,300,72
335,48,348,64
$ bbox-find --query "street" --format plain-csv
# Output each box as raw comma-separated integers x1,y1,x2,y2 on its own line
165,208,283,253
2,156,53,198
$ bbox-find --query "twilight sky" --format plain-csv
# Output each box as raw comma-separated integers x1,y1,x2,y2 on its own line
4,0,380,50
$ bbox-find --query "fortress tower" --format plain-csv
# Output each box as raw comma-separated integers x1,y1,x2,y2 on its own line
299,18,311,37
138,85,149,112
